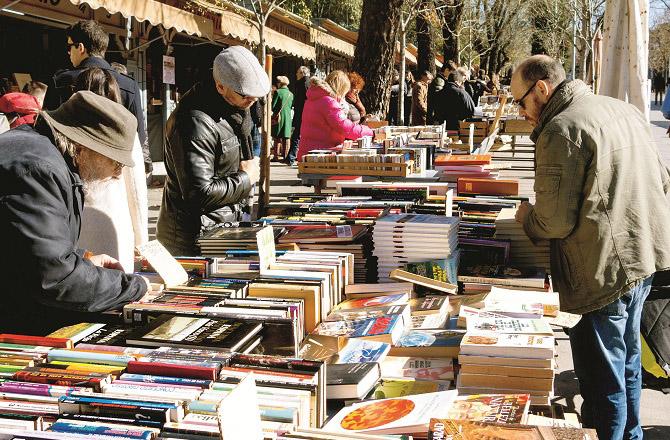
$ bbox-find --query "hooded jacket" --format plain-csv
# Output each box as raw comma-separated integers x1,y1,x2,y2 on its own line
523,80,670,314
297,78,374,160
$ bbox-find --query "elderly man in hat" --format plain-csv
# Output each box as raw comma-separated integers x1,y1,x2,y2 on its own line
158,46,268,256
0,91,150,335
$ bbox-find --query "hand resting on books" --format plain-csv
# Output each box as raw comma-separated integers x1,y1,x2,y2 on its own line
515,201,533,224
88,253,124,271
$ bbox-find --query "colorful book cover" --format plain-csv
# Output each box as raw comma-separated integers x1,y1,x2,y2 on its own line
323,390,458,435
458,265,546,289
373,379,451,399
314,315,402,339
335,339,391,364
335,294,409,311
459,332,555,359
466,318,553,335
448,394,530,424
394,330,465,349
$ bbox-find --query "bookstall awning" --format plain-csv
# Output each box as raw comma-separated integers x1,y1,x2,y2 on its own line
217,12,315,60
599,0,649,120
310,28,355,58
72,0,214,39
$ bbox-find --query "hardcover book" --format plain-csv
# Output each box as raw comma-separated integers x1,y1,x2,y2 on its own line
326,362,381,400
459,332,555,359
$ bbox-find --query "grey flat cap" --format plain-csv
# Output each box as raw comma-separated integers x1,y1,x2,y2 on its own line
212,46,271,98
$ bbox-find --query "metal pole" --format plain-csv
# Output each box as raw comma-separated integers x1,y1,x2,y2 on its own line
398,26,407,126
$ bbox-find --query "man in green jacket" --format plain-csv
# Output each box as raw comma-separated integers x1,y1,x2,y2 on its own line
513,55,670,440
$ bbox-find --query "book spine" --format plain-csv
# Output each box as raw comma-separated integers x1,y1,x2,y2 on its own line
0,334,72,349
126,361,218,381
59,413,164,428
47,349,133,366
0,381,92,397
119,373,213,388
49,421,154,439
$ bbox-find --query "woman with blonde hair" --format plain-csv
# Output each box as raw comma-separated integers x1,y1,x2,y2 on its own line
297,70,373,160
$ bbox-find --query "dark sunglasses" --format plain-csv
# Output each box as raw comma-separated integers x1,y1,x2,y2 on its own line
514,77,547,109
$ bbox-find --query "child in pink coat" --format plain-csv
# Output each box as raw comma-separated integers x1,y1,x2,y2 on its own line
297,70,374,160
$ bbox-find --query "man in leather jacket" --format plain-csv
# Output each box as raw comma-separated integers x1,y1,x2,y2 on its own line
51,20,151,174
157,46,267,256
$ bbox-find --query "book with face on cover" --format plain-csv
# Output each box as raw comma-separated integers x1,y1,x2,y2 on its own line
323,390,459,435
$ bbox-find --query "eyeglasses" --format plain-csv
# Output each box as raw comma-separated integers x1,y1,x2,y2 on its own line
514,77,547,110
234,90,251,100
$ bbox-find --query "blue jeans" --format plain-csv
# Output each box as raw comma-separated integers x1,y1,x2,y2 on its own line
570,275,653,440
251,124,261,158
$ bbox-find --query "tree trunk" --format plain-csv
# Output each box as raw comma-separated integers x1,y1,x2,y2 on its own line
398,28,407,125
440,0,464,65
353,0,404,117
416,5,436,76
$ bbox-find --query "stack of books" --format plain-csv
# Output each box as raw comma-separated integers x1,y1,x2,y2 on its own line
435,154,499,182
197,226,285,256
278,224,376,284
457,315,556,406
372,214,459,282
495,207,551,270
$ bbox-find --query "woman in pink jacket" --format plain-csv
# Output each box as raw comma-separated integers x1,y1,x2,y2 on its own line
297,70,374,160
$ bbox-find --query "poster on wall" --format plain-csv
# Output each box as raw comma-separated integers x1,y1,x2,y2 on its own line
162,56,175,85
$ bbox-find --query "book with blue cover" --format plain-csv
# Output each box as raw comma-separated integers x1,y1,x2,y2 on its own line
313,315,405,345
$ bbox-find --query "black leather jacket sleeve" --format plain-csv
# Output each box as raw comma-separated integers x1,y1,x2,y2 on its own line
175,114,251,215
3,165,147,312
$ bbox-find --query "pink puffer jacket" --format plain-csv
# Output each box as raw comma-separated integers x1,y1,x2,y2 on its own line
297,78,374,160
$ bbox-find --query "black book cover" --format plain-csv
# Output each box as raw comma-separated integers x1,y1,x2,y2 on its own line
75,324,136,347
326,362,378,386
126,314,262,352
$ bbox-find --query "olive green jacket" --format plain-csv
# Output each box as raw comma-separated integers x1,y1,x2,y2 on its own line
524,80,670,314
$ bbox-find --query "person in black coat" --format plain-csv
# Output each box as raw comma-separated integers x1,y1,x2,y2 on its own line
0,91,149,335
157,46,267,256
51,20,152,174
286,66,310,166
442,70,476,131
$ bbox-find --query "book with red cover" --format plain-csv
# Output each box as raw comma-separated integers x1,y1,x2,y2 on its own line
126,360,219,380
457,178,519,196
0,334,73,349
435,154,492,166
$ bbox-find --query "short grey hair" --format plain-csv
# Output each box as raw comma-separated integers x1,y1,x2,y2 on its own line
515,55,566,87
448,70,465,84
298,66,310,77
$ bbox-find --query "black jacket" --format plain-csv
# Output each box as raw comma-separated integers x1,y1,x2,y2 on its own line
427,73,447,124
0,124,146,335
440,81,476,130
157,79,252,256
52,57,151,172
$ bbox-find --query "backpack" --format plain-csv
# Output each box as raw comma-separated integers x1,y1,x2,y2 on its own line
641,270,670,392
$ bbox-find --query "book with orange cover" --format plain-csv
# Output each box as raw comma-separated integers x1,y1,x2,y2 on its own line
457,178,519,196
435,154,492,166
